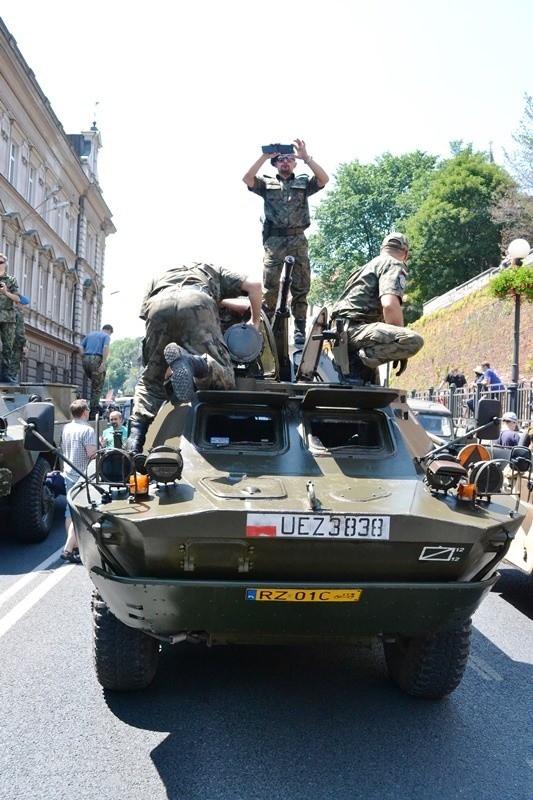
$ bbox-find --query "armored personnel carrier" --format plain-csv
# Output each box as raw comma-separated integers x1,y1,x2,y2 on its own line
1,383,76,542
23,261,531,697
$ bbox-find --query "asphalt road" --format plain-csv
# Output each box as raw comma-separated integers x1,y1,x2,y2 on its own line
0,502,532,800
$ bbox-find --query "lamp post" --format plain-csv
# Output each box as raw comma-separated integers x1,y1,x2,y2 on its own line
21,188,69,225
506,238,530,414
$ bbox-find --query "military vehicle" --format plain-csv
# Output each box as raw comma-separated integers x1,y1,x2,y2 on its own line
23,260,531,698
0,383,75,543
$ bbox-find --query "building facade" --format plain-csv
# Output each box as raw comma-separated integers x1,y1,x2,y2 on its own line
0,18,115,391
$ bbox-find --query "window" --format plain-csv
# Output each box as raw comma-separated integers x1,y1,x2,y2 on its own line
27,167,35,204
8,143,17,184
304,412,389,452
196,406,284,452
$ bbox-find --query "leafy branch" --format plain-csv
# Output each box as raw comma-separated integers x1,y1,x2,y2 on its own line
489,264,533,302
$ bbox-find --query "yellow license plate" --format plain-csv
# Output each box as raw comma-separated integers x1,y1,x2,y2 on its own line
246,588,362,602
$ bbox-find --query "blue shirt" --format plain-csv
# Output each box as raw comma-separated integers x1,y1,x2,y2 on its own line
483,368,504,392
81,330,110,356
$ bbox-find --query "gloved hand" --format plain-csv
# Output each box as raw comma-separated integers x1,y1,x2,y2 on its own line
392,359,408,377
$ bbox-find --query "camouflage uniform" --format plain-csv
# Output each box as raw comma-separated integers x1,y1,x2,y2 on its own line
133,263,247,423
249,173,323,320
0,273,19,380
331,255,424,371
8,306,27,380
80,328,112,412
82,354,106,410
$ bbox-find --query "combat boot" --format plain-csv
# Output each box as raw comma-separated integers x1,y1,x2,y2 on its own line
126,418,149,456
346,351,375,386
293,318,306,347
164,343,210,403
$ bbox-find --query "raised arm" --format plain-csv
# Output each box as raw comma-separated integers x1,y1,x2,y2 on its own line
242,151,276,188
293,138,329,188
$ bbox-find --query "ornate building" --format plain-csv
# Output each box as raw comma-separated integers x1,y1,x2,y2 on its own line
0,17,115,390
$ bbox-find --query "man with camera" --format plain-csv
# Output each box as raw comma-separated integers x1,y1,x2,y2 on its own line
243,139,329,346
0,253,21,385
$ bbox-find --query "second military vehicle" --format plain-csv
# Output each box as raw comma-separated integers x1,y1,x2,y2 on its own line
1,383,75,542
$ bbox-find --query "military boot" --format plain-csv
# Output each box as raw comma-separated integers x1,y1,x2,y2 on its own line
126,418,149,456
293,318,306,347
346,351,375,386
164,343,210,403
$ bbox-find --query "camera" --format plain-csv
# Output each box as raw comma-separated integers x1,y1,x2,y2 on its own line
262,143,294,155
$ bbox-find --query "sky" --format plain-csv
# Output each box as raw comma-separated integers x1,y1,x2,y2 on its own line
2,0,532,339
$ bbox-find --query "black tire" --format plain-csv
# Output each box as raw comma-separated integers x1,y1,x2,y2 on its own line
9,455,55,543
92,591,160,691
383,619,472,699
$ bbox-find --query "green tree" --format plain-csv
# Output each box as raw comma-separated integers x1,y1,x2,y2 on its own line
505,93,533,192
404,147,512,312
105,338,142,395
308,151,438,304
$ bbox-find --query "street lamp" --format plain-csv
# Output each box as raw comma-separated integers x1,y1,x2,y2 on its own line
506,237,530,414
21,188,67,224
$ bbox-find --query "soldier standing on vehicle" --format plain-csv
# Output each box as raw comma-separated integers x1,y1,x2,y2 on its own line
8,295,30,383
126,262,262,455
331,233,424,384
78,324,114,419
242,139,329,346
0,253,21,385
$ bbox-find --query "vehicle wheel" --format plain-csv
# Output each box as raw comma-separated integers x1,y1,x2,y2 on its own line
9,456,55,543
92,591,160,691
383,619,472,699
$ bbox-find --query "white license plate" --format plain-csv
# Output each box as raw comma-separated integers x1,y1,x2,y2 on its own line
246,513,389,539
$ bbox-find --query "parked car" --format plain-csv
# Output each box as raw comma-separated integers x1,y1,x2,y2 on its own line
407,398,455,444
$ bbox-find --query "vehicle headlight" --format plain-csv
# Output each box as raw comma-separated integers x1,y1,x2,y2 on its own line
96,448,134,485
145,446,183,484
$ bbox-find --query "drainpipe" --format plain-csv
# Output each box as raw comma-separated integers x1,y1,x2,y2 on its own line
70,194,85,385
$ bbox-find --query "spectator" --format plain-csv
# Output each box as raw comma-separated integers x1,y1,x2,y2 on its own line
496,412,520,446
243,139,329,345
8,295,30,383
60,399,97,563
100,410,128,448
465,366,486,415
330,233,424,384
479,361,505,395
78,324,114,419
0,253,21,385
126,262,262,455
439,367,466,390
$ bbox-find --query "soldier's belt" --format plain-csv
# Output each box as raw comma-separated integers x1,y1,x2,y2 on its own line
267,226,307,236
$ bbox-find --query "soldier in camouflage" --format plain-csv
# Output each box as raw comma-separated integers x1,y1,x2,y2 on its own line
8,296,29,382
126,262,262,455
331,233,424,383
243,139,329,345
0,253,21,385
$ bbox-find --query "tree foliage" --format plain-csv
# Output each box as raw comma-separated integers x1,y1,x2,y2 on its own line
504,93,533,192
308,151,438,304
404,148,512,311
106,338,143,395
